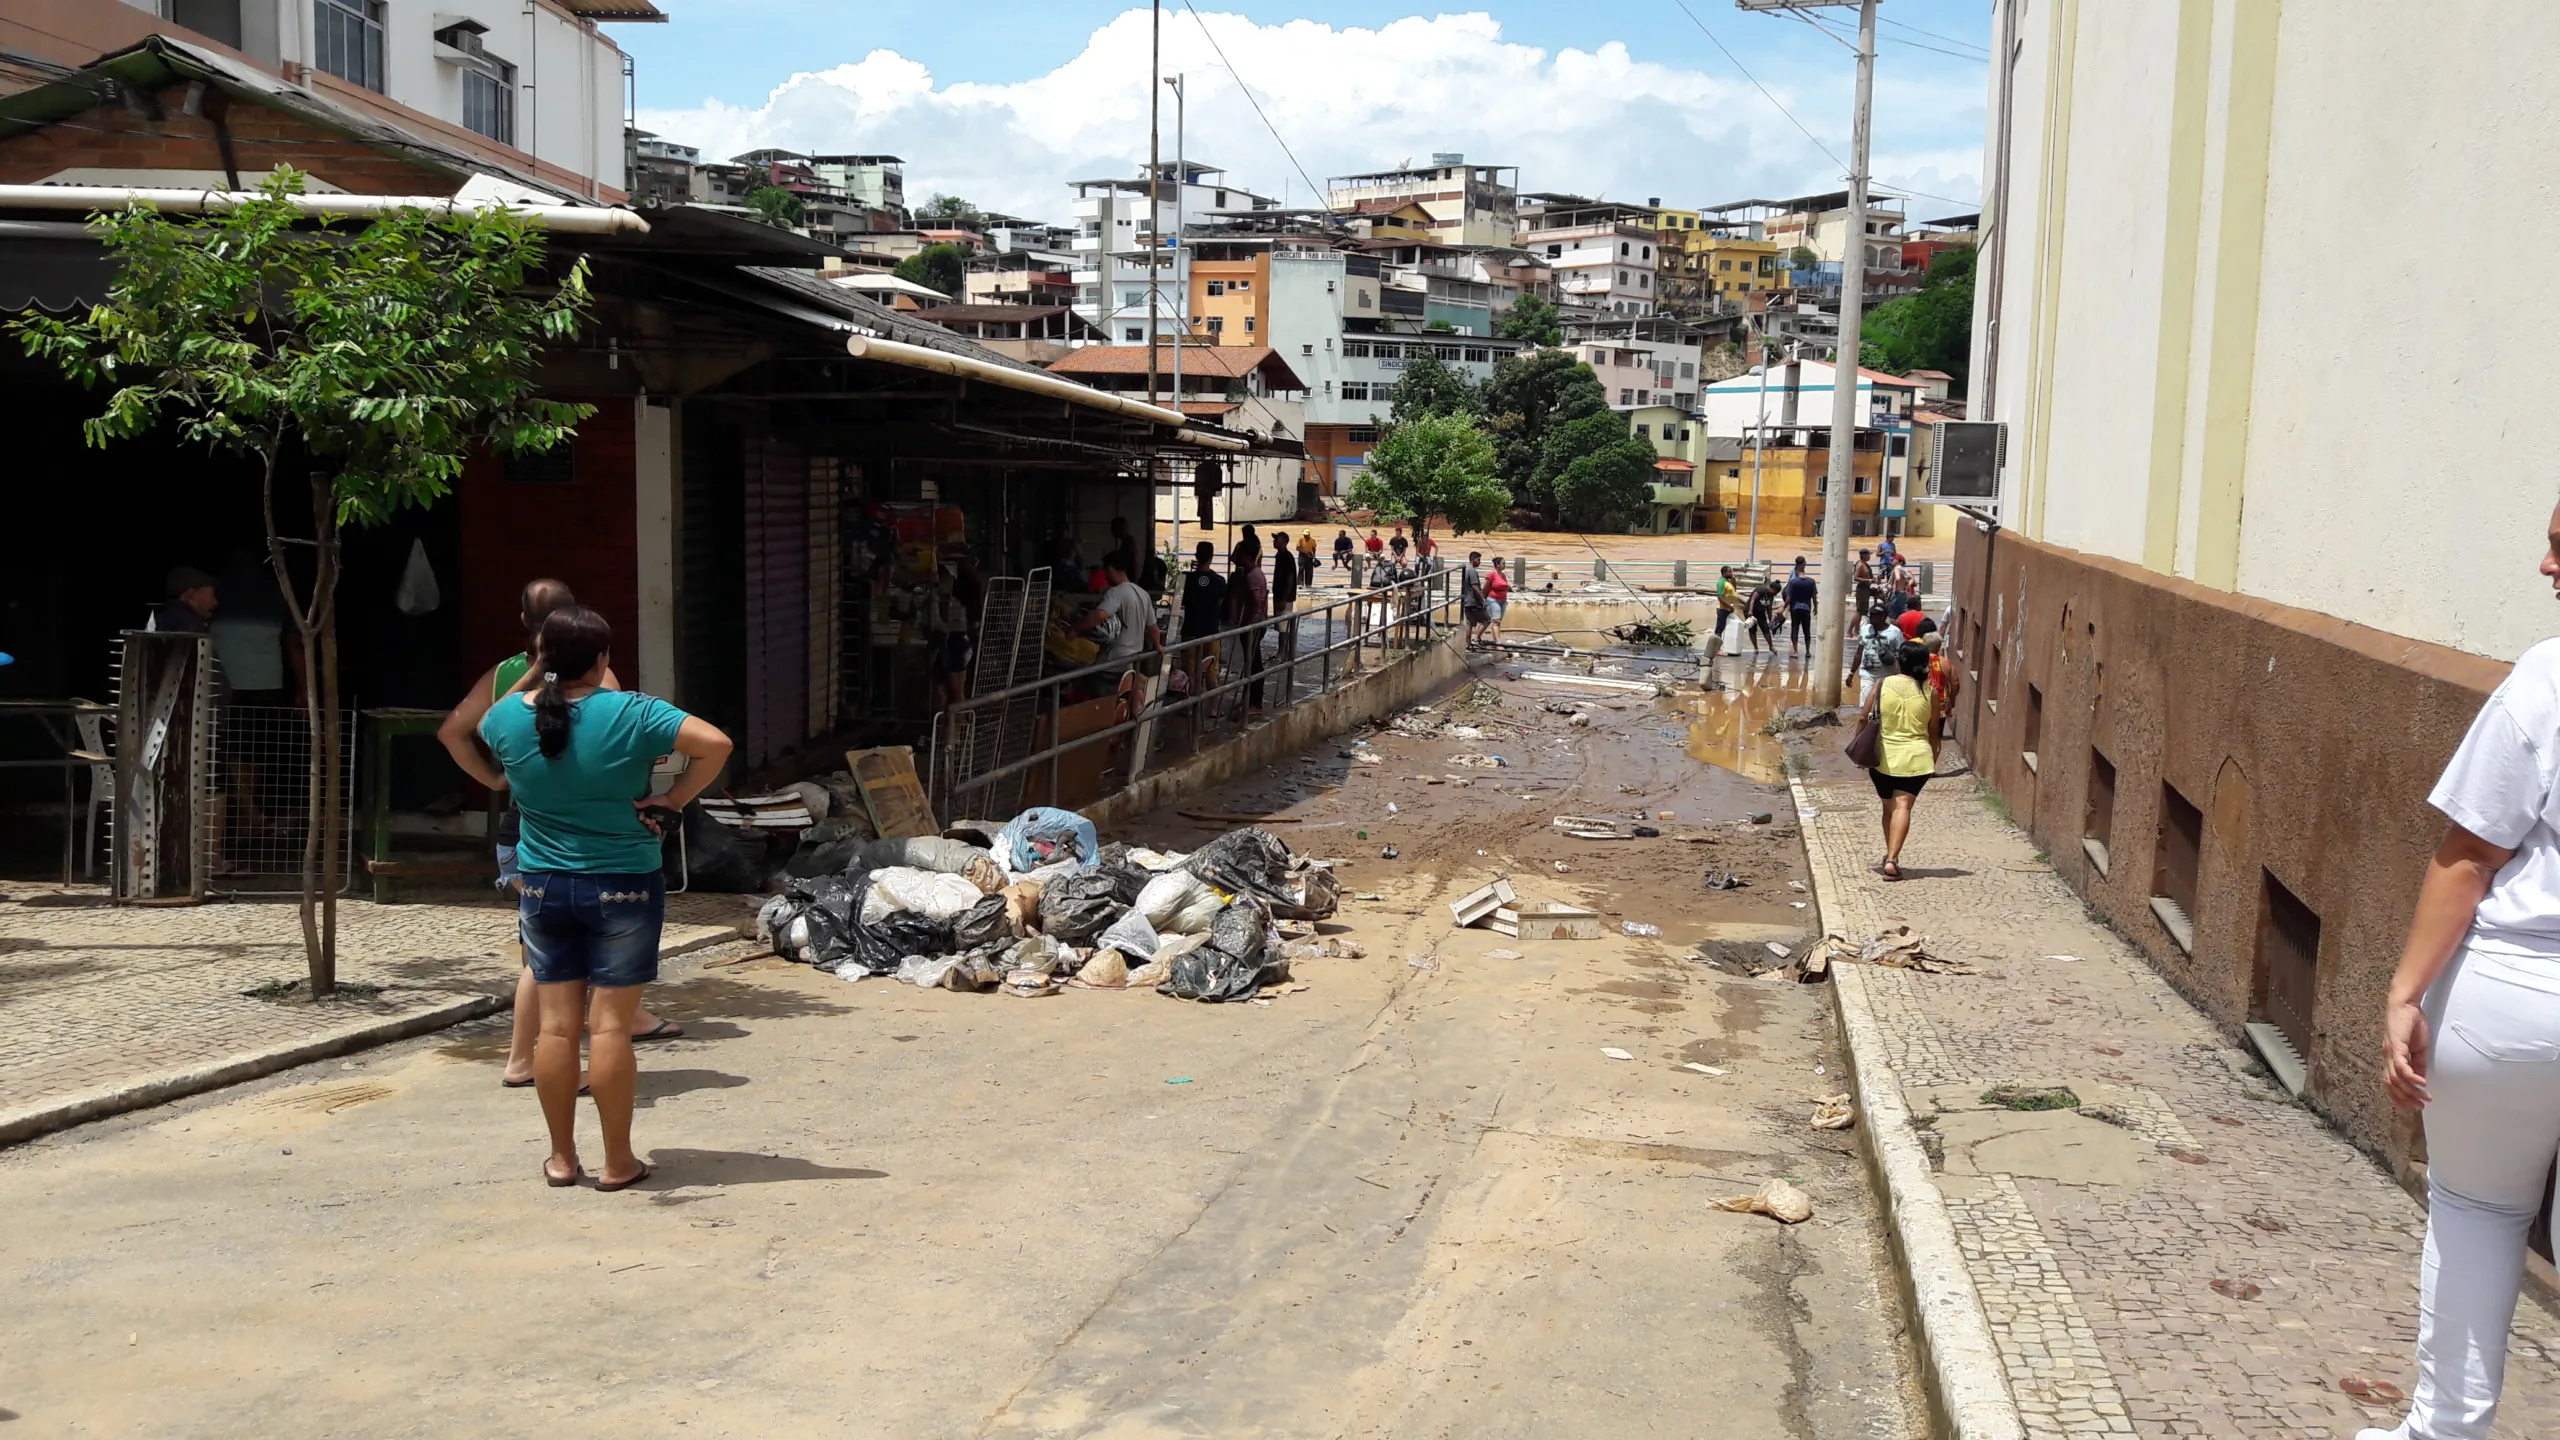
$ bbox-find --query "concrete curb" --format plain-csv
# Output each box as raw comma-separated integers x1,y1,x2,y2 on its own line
0,923,750,1148
1788,771,2025,1440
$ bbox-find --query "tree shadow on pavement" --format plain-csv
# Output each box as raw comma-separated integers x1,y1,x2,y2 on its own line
649,974,855,1022
631,1068,750,1108
641,1148,887,1190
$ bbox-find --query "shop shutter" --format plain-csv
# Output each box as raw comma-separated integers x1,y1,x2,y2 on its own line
743,435,809,767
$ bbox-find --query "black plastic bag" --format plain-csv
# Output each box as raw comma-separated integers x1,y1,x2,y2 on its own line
668,799,798,892
846,909,953,976
1092,842,1154,905
951,893,1018,951
1039,869,1127,943
1180,828,1337,921
1162,896,1276,1002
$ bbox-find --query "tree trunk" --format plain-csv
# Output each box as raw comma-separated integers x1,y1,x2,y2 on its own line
260,445,327,993
305,470,343,997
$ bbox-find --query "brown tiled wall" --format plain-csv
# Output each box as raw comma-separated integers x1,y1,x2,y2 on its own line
1948,524,2511,1172
0,84,457,194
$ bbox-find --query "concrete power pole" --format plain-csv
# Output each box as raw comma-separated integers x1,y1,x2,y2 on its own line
1145,0,1161,409
1747,0,1876,708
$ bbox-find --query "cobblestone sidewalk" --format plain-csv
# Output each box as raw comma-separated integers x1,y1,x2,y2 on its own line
1795,746,2560,1439
0,882,754,1135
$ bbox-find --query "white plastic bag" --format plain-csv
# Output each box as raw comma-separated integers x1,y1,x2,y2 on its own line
894,952,963,988
1099,908,1162,960
1136,870,1226,935
393,538,441,617
861,867,986,925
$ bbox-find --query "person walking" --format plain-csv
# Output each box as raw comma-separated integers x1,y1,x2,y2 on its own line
2368,512,2560,1440
1852,548,1878,622
1225,536,1269,715
478,606,732,1190
1297,531,1319,589
1178,539,1227,705
1864,640,1938,882
1483,556,1510,645
1460,550,1489,647
438,579,680,1090
1713,565,1742,652
1855,609,1897,706
1784,556,1818,657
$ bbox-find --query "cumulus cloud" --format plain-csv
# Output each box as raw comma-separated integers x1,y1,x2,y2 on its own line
637,8,1982,223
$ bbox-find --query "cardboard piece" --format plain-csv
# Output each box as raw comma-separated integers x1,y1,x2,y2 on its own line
846,746,938,839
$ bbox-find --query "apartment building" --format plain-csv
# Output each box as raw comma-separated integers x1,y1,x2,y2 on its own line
4,0,651,199
1069,162,1278,344
1325,153,1520,247
1516,195,1660,316
809,153,902,215
1564,316,1708,415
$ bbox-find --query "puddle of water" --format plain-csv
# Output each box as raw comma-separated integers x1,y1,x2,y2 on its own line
1673,657,1824,784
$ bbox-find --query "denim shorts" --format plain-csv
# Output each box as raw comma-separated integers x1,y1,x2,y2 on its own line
518,871,665,988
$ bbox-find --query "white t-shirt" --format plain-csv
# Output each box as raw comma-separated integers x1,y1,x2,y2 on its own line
2432,635,2560,984
1094,581,1153,663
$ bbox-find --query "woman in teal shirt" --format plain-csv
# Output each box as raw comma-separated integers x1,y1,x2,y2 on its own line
479,606,732,1191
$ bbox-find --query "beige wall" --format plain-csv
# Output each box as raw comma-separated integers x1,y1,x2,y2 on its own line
1973,0,2560,662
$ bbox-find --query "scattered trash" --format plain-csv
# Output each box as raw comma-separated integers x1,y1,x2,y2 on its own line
1484,948,1522,960
1072,948,1130,988
1704,871,1749,890
1523,670,1660,693
1568,711,1594,728
1786,880,1807,893
1749,812,1775,825
1408,956,1437,970
1811,1095,1856,1130
1553,861,1572,873
1601,1047,1635,1061
1656,811,1676,821
1444,724,1487,740
1385,802,1400,815
1711,1179,1814,1225
1379,845,1399,860
1765,942,1792,959
1620,921,1662,938
1344,749,1384,766
1166,1077,1193,1085
992,805,1098,872
1813,1065,1826,1077
1159,896,1288,1002
1354,891,1385,902
1282,936,1365,960
2043,954,2085,963
1450,879,1518,928
1447,754,1507,769
2338,1376,2405,1404
1798,925,1977,976
1506,902,1603,941
1682,1063,1726,1077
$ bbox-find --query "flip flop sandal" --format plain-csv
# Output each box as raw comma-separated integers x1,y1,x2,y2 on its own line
1882,861,1904,882
596,1162,653,1194
632,1020,685,1041
544,1162,584,1188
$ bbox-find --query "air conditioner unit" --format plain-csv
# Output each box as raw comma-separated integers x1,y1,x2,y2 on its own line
1927,420,2006,509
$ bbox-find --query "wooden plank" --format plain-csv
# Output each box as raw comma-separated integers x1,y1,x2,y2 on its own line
847,745,938,839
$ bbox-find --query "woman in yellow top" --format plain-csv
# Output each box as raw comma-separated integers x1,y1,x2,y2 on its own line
1868,640,1941,881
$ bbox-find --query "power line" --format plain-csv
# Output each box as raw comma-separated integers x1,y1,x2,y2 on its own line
1799,9,1986,64
1880,13,1992,56
1178,0,1325,210
1666,0,1847,171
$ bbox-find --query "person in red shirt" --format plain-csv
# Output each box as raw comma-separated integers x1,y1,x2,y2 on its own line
1484,555,1511,643
1364,530,1385,556
1895,604,1939,643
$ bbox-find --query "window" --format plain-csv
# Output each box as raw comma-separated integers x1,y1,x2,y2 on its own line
2083,750,2117,876
1206,280,1226,296
1214,189,1228,207
1205,316,1224,336
1617,270,1629,285
1640,275,1650,289
314,0,385,90
1854,475,1871,494
1357,290,1373,309
1341,382,1370,401
1243,316,1255,333
2022,684,2043,772
1642,246,1652,259
1348,426,1379,442
1463,346,1490,363
1679,362,1695,379
1618,388,1633,405
1636,424,1650,438
1342,341,1372,358
1620,242,1630,256
1123,327,1144,341
1718,258,1732,271
1326,279,1336,293
1301,344,1314,356
2254,871,2321,1071
1727,467,1740,478
174,0,243,45
462,62,516,144
1233,280,1251,292
2151,784,2204,954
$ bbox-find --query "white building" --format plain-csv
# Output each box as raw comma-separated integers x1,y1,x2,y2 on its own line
1517,198,1661,317
1069,163,1279,344
808,154,903,215
1697,358,1907,441
57,0,650,200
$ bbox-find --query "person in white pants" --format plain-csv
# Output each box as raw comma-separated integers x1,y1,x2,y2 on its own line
2370,501,2560,1440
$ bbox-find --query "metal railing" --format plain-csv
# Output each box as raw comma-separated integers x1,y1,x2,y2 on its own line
1498,555,1947,602
928,565,1462,820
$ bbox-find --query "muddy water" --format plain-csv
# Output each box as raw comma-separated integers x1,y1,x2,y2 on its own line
1675,657,1827,784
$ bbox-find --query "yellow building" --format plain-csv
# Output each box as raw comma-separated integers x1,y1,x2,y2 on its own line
1698,439,1886,537
1687,233,1782,301
1188,251,1271,346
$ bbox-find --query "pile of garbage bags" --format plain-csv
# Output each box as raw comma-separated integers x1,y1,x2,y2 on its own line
753,811,1338,1004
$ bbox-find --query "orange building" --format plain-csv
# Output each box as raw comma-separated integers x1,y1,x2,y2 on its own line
1187,250,1272,345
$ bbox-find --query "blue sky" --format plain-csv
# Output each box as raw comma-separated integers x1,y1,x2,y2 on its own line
624,3,1993,224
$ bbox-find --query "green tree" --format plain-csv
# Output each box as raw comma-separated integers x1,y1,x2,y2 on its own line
746,185,804,229
1384,351,1479,426
1492,292,1562,347
1549,428,1661,531
1788,246,1819,270
893,242,967,299
1346,412,1510,535
1858,244,1975,391
1480,349,1609,522
12,169,591,993
919,193,975,221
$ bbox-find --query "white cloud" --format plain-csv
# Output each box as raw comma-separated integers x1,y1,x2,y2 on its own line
637,9,1982,223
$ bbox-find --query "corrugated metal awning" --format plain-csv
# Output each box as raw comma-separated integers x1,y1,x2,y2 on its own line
0,222,117,313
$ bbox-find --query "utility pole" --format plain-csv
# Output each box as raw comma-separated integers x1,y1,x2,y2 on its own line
1145,0,1161,409
1741,0,1876,707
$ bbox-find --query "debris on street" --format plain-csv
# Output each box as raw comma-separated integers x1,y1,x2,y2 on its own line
1814,924,1980,976
1811,1095,1856,1130
1601,1047,1635,1061
1711,1179,1814,1225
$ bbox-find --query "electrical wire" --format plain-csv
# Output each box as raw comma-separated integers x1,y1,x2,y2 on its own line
1666,0,1848,172
1880,13,1993,57
1796,8,1987,64
1178,0,1325,210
